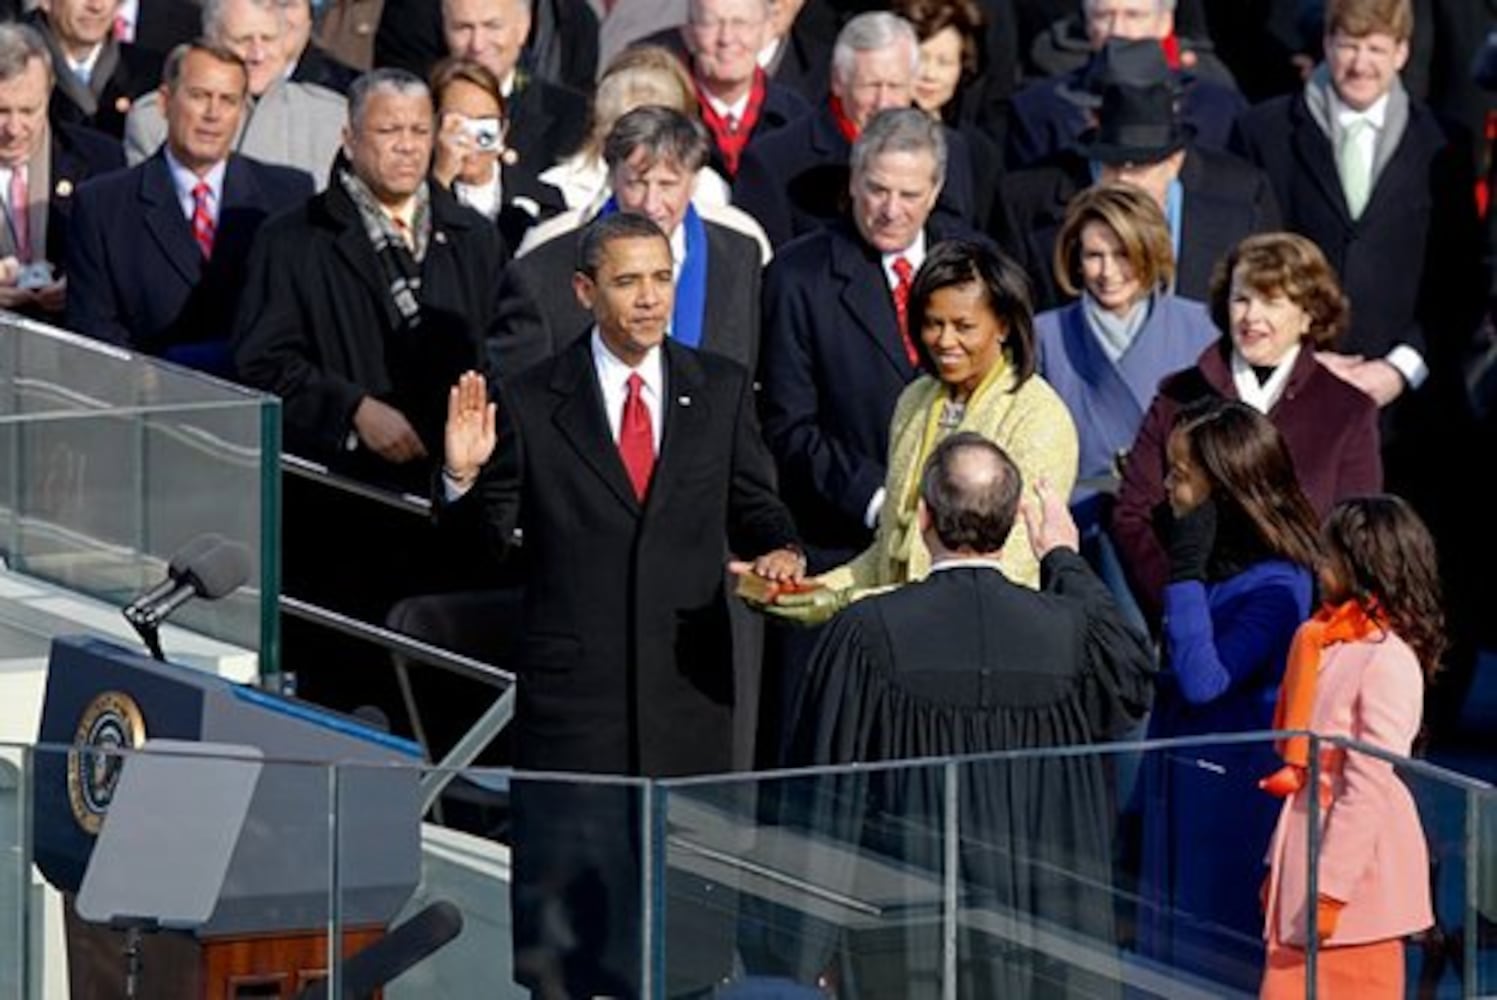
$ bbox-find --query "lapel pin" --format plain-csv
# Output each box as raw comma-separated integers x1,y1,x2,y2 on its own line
55,179,73,197
678,395,692,406
115,96,132,114
434,230,447,244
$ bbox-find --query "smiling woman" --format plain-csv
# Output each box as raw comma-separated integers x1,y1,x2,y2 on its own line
1110,232,1385,624
812,239,1080,595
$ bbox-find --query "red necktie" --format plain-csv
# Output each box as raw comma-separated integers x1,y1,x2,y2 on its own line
9,167,30,262
191,181,215,258
619,373,655,500
891,256,919,367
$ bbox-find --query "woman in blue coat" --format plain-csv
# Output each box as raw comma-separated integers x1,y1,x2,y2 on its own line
1035,183,1219,540
1135,399,1322,991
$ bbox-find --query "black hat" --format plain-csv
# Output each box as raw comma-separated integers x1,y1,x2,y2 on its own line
1059,37,1179,110
1079,80,1190,164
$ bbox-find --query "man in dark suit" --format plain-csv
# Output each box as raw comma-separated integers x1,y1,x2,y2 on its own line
439,0,588,174
1006,13,1246,169
233,68,506,490
0,23,124,320
378,0,598,96
282,0,360,94
67,42,313,374
640,0,811,179
495,106,765,377
1232,0,1483,416
442,211,803,997
771,432,1154,996
996,72,1279,310
733,10,976,248
29,0,164,138
760,106,974,571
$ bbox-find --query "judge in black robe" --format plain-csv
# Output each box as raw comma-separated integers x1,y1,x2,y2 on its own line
748,432,1156,999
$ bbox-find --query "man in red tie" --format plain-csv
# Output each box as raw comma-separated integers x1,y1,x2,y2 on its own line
65,41,311,371
759,105,978,573
442,211,803,998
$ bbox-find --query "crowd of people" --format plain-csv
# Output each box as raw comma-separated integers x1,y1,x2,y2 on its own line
3,0,1493,995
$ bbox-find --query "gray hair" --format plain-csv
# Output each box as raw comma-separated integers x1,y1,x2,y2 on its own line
602,105,710,175
919,432,1023,555
0,23,53,84
1081,0,1176,14
576,212,671,278
203,0,287,40
348,68,430,128
441,0,533,20
850,107,948,185
831,12,918,85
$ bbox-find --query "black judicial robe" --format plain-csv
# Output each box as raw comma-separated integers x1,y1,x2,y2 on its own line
752,551,1155,998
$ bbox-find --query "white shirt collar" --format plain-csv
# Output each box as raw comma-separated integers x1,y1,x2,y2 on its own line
499,70,517,98
928,555,1005,574
163,147,228,221
881,230,927,288
454,160,503,220
590,328,665,448
65,42,105,81
669,222,687,281
1231,342,1302,414
1332,89,1390,129
700,83,751,122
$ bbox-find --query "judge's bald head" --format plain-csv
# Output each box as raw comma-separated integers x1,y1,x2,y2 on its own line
918,433,1022,556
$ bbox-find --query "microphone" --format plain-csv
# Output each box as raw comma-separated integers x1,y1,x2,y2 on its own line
122,534,222,615
122,535,253,659
297,901,464,1000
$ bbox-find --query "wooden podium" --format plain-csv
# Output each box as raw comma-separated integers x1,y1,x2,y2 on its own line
62,906,385,999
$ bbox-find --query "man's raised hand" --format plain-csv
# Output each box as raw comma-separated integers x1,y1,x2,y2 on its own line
444,370,498,484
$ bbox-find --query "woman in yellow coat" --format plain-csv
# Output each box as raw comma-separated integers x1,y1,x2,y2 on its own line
777,240,1078,618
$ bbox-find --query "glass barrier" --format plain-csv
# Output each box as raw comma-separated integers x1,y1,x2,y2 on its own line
0,317,278,678
3,733,1491,999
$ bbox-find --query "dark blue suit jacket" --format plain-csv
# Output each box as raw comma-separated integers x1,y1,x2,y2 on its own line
733,106,978,249
66,151,313,373
757,218,979,568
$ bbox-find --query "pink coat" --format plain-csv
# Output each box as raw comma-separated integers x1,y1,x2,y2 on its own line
1264,633,1434,947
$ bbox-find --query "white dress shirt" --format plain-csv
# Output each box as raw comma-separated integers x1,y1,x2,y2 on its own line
454,160,503,221
64,42,105,83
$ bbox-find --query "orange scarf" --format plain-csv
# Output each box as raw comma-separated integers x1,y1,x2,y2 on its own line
1260,599,1387,797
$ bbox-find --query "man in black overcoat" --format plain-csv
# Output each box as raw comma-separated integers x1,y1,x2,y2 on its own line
754,433,1154,998
442,211,804,997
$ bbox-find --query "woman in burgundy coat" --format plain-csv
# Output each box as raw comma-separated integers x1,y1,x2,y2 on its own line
1110,232,1382,625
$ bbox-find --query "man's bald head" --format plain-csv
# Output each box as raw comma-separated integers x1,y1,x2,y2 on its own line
918,432,1022,555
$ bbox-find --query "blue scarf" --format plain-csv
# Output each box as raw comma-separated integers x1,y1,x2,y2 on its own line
599,198,708,349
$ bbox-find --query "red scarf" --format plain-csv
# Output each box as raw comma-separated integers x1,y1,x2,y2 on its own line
1260,599,1387,797
829,93,860,144
697,68,768,177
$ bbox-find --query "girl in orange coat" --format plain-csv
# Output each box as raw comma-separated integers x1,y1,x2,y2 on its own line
1259,495,1442,998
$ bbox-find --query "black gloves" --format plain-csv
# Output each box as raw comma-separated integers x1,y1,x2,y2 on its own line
1168,499,1217,583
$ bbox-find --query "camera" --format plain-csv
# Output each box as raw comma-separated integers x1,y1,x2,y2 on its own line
462,117,504,152
16,260,54,291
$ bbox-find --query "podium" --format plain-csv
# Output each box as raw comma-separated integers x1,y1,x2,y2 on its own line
33,635,426,998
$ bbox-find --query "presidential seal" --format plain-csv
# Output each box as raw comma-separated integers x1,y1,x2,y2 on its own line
67,691,146,834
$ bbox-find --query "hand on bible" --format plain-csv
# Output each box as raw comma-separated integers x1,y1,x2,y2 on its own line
444,370,497,484
1021,478,1078,559
761,585,850,626
353,397,427,463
